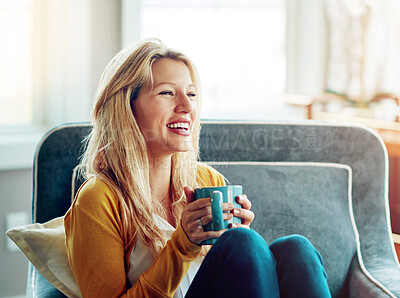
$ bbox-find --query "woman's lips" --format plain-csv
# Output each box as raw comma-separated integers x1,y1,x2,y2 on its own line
166,121,191,136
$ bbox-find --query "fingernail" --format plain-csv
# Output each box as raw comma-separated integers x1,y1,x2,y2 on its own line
229,223,238,229
233,209,240,215
227,203,234,209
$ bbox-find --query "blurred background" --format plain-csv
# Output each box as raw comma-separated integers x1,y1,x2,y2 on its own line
1,0,400,296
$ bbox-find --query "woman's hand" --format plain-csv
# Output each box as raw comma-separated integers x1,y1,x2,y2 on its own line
230,194,255,229
181,187,234,245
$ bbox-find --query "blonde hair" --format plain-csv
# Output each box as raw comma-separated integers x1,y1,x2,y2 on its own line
79,39,201,256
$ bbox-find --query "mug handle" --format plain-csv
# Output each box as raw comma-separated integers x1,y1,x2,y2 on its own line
211,190,224,230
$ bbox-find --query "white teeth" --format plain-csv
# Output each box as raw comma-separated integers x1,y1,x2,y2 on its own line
167,122,189,130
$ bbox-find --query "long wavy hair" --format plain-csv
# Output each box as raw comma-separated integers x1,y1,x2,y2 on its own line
78,39,202,256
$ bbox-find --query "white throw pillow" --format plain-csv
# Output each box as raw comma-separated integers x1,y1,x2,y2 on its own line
6,217,82,298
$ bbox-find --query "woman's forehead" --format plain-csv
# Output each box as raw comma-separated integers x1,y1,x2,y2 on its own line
151,58,193,84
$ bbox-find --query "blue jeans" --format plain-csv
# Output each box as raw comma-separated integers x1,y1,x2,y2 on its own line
185,228,331,298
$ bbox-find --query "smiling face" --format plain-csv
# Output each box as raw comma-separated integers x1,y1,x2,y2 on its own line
133,58,199,159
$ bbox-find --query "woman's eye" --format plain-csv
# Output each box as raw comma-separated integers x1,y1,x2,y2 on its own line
159,91,173,96
187,92,197,99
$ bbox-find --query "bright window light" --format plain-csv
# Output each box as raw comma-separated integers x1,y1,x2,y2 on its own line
0,0,34,126
141,0,286,119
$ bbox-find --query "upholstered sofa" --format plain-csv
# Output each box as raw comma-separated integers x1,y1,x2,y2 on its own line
9,121,400,297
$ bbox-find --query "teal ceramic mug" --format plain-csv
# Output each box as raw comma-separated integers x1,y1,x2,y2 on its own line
194,185,243,245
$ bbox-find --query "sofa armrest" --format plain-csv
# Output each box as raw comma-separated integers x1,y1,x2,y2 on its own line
349,255,400,298
27,263,67,298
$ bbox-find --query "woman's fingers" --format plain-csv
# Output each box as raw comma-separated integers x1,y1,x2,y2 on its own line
229,194,254,227
186,197,211,212
188,229,226,245
182,213,227,245
198,212,233,227
184,186,195,204
181,211,208,245
182,190,254,244
236,194,251,210
229,223,251,229
222,202,234,211
185,198,234,223
232,207,255,226
181,193,218,244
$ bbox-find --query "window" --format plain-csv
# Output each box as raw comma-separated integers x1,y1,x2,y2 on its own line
140,0,287,119
324,0,400,104
0,0,34,126
0,0,95,170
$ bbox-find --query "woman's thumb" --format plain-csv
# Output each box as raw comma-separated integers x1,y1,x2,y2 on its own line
184,186,194,204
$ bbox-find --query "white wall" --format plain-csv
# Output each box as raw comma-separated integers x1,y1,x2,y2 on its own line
0,169,31,297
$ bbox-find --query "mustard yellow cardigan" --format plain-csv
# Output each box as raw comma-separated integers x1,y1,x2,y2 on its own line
64,163,225,297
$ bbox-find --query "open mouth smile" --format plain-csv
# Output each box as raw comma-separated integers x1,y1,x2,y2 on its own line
166,122,189,130
166,121,191,135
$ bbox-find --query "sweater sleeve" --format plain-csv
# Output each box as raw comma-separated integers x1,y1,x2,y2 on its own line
64,179,129,297
64,178,201,298
196,162,226,187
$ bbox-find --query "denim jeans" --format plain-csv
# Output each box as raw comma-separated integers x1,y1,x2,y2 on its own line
185,228,331,298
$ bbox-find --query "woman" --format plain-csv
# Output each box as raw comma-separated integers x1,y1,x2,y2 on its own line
64,39,331,297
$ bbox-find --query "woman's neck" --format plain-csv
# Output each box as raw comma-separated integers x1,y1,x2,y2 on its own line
148,154,175,226
148,155,172,203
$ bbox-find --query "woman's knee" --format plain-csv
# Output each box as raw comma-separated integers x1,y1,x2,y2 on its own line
215,228,269,253
212,228,274,265
193,229,280,297
218,228,261,244
269,234,325,269
270,234,317,254
209,228,277,279
269,235,330,297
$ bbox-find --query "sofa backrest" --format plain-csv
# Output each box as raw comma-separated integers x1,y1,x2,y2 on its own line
210,162,355,297
32,121,397,296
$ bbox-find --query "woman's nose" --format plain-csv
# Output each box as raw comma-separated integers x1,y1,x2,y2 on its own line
175,92,194,114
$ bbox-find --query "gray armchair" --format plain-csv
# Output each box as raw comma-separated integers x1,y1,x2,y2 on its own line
28,121,400,297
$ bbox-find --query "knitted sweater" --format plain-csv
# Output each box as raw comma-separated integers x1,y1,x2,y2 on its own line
64,163,225,297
